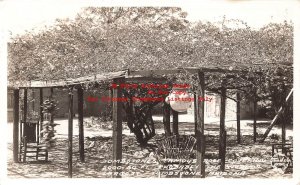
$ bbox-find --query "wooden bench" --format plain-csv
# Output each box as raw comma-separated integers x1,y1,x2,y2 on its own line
155,135,196,177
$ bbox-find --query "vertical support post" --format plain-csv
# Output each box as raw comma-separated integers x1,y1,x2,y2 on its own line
253,89,257,143
110,88,113,107
281,85,286,150
31,89,35,111
163,101,171,136
195,71,205,178
112,77,124,178
172,110,179,136
282,117,286,144
50,88,54,125
68,87,73,178
23,89,27,123
194,93,198,135
39,88,44,139
236,91,241,144
281,116,286,154
78,87,84,162
13,89,20,163
219,79,226,171
22,89,28,142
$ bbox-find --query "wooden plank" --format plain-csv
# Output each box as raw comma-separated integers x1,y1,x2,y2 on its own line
128,69,183,77
13,89,20,163
77,87,84,162
163,102,171,136
260,89,293,142
68,88,73,178
172,110,179,136
9,71,127,88
112,77,125,178
125,77,168,83
195,71,205,178
219,79,226,171
236,92,241,144
253,90,257,143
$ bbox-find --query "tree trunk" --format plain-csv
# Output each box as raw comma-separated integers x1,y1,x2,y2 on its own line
172,110,179,136
195,71,206,178
163,102,171,136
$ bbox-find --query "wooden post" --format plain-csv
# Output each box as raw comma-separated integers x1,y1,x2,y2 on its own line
220,131,226,171
253,90,257,143
163,102,171,136
110,88,113,107
195,71,205,178
281,117,286,153
281,117,286,144
78,87,84,162
219,80,226,171
194,93,198,135
172,110,179,136
236,92,241,144
50,88,54,125
23,89,27,123
22,89,28,142
13,89,20,163
39,88,43,139
68,87,73,178
281,85,286,149
112,77,124,178
31,89,35,111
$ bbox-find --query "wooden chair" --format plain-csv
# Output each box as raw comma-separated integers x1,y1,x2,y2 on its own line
155,135,196,178
19,120,48,162
271,142,293,173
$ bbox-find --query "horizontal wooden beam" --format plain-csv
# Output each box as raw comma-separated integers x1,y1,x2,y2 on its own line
8,67,265,89
125,77,168,83
128,69,185,77
8,71,127,88
128,67,263,77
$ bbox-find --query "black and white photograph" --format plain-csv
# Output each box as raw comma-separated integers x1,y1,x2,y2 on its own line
0,0,299,183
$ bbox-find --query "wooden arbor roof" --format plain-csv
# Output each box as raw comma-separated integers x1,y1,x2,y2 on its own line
9,67,268,178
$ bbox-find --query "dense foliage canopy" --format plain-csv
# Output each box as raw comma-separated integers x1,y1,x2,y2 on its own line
8,7,293,115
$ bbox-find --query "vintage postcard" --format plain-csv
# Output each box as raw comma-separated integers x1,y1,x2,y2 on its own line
0,0,299,185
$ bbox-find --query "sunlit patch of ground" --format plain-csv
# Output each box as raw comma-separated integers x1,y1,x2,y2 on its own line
6,117,292,178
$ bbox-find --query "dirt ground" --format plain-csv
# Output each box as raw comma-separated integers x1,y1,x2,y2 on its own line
6,116,293,178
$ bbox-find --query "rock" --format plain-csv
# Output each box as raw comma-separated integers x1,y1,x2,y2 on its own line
142,149,150,154
134,151,144,158
148,152,156,159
